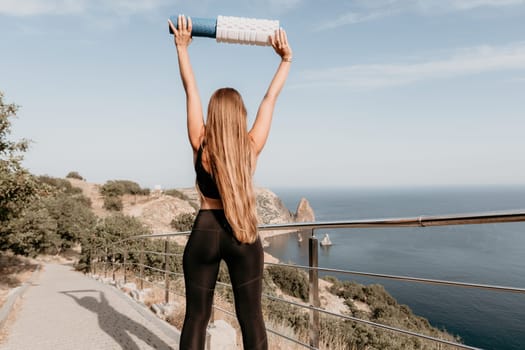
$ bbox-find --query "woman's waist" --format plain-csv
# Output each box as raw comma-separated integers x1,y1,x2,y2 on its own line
199,195,223,210
194,209,230,231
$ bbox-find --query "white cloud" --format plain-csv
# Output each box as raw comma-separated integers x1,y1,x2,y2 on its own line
0,0,84,16
106,0,171,13
508,76,525,83
316,9,398,30
316,0,525,30
451,0,525,10
297,42,525,90
0,0,170,16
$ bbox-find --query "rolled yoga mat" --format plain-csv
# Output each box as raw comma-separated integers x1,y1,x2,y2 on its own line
169,15,279,46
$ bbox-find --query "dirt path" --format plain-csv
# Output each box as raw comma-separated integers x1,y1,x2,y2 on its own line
0,263,179,350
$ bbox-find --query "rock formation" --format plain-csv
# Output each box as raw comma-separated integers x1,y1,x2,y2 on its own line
255,188,294,224
294,197,315,222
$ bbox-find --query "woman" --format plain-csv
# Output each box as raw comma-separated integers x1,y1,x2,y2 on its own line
169,15,292,350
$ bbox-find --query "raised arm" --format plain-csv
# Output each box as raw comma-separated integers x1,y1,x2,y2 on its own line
169,15,204,152
249,29,293,155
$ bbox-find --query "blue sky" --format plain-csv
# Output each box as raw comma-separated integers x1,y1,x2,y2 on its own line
2,0,525,189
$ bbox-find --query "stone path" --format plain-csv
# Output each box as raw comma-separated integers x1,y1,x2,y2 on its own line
0,263,179,350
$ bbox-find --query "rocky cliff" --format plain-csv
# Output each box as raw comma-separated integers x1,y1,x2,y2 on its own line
255,188,294,224
294,197,315,222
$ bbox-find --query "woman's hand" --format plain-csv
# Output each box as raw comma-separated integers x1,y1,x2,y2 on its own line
270,28,292,61
168,15,193,49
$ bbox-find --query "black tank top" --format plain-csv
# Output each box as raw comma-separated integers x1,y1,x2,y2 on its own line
195,145,221,199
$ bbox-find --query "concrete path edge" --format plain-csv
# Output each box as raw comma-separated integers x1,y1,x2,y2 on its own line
0,265,41,330
88,274,181,344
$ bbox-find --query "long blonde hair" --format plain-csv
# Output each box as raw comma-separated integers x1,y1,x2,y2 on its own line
203,88,258,243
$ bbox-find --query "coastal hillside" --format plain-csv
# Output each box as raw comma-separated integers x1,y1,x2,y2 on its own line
66,177,459,349
67,178,314,234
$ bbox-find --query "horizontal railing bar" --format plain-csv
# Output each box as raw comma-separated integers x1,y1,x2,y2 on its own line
112,210,525,246
124,262,183,276
119,231,191,243
140,250,183,257
265,262,525,294
212,304,315,349
216,281,231,288
258,210,525,231
264,294,482,350
133,263,182,277
100,209,525,349
134,263,162,273
165,252,183,257
265,327,316,350
216,279,314,340
213,274,525,350
134,250,180,257
120,249,182,257
133,276,163,288
116,262,482,349
212,304,235,317
116,273,187,298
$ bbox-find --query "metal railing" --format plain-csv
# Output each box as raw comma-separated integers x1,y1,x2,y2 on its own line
90,209,525,350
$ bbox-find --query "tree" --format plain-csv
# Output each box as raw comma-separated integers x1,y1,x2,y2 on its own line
77,214,151,272
0,91,38,251
1,93,97,257
100,180,149,197
6,201,59,257
103,195,123,211
43,193,97,253
170,212,195,232
66,171,84,180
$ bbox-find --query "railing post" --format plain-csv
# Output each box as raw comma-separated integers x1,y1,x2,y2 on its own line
123,247,127,284
308,229,320,349
164,238,170,304
112,247,116,282
139,241,145,290
90,245,94,274
95,250,98,275
104,247,108,278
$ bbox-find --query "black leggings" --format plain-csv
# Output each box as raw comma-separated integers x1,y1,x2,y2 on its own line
180,210,267,350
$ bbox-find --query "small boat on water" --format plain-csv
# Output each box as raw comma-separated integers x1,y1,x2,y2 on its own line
320,233,332,246
262,238,270,248
297,233,303,243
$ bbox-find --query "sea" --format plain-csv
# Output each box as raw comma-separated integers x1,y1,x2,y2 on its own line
264,186,525,350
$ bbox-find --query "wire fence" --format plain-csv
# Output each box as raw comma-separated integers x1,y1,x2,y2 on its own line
90,209,525,350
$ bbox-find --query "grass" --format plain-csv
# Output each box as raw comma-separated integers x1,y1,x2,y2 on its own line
0,252,40,344
0,253,39,309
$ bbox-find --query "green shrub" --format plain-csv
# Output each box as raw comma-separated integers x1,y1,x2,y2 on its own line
325,278,461,349
103,196,123,211
100,180,149,197
164,189,186,199
37,175,82,195
66,171,84,180
329,280,367,303
267,264,309,301
264,298,309,332
170,212,195,232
